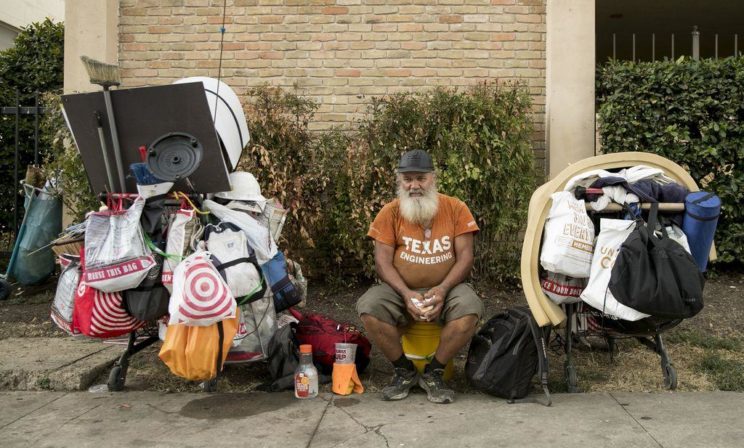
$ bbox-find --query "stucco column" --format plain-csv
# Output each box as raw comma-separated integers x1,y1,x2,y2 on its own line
63,0,118,94
546,0,595,179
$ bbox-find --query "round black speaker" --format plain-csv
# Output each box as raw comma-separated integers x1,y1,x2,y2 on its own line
146,132,203,181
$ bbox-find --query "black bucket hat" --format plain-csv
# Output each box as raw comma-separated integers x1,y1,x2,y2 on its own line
398,149,434,173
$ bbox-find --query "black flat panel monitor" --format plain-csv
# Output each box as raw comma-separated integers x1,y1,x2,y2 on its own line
61,82,231,194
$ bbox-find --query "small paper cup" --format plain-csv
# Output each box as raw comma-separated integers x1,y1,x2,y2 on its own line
335,342,357,364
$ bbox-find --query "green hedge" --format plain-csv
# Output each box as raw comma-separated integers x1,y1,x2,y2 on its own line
597,57,744,265
241,83,536,283
0,19,64,233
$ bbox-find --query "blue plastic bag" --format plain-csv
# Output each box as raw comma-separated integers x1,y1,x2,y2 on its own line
260,250,302,312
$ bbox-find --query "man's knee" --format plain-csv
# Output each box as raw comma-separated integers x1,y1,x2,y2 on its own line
356,294,390,323
443,314,479,334
359,312,382,327
357,284,406,327
443,283,484,324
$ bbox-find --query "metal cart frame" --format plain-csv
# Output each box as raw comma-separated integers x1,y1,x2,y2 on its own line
560,302,679,393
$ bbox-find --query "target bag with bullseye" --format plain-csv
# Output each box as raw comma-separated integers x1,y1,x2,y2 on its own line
168,251,237,326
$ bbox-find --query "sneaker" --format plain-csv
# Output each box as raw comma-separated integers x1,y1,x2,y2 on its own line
419,368,454,404
382,367,419,401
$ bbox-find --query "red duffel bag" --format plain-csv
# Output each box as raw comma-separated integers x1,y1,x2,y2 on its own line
288,308,371,375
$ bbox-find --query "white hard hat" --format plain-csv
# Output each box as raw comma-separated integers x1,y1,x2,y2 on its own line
215,171,267,204
225,200,263,214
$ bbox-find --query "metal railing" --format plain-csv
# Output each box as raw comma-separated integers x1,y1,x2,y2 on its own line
610,26,741,61
1,90,47,238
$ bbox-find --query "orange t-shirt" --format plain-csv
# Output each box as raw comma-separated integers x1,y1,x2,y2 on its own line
367,193,479,289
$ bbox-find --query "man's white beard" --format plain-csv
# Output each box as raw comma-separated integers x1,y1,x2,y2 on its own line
398,184,439,226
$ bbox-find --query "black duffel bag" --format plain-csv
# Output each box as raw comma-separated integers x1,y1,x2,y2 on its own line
609,203,704,320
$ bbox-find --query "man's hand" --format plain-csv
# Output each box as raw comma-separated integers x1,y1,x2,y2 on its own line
422,285,447,322
403,290,426,321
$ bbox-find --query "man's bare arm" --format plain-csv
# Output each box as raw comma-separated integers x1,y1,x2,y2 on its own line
438,232,474,292
374,241,424,319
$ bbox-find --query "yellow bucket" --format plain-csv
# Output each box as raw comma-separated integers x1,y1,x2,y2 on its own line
401,321,454,380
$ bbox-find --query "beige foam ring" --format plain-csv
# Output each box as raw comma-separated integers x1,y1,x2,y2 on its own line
521,152,716,328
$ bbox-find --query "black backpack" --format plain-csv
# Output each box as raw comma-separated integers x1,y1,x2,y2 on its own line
610,203,705,320
257,324,331,392
466,306,551,405
124,234,170,321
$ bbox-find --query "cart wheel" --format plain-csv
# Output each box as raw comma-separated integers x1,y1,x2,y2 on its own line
0,278,11,301
108,365,127,392
663,364,677,390
201,378,218,393
565,364,579,393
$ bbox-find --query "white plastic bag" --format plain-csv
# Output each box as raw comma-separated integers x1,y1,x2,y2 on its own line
136,182,174,200
162,209,201,292
540,191,594,278
666,223,691,253
83,196,156,292
51,254,81,335
226,289,277,363
540,271,586,305
203,199,277,264
168,251,237,326
580,218,649,321
157,315,169,341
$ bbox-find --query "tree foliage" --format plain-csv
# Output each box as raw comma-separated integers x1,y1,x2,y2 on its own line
0,19,64,234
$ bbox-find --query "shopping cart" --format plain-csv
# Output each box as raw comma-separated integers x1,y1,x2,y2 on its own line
105,193,277,392
521,152,715,394
560,301,681,392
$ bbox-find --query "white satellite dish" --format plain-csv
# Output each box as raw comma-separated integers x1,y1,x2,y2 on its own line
173,77,250,171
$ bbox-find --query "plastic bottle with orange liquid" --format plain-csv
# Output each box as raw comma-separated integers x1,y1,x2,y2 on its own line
294,344,319,399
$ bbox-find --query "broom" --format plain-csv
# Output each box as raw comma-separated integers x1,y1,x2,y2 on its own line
80,56,126,193
80,56,121,88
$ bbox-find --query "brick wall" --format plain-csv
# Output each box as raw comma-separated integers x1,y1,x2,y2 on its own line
119,0,546,172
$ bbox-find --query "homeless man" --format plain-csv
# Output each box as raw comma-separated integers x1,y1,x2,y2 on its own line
357,149,483,404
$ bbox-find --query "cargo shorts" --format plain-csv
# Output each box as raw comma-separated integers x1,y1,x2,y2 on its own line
356,282,484,327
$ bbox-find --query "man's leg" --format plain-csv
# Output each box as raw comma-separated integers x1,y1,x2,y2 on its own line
359,314,407,362
435,283,484,363
419,283,483,404
357,283,418,401
434,314,479,363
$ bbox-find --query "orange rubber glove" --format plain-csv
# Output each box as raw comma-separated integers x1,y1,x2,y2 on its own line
332,362,364,395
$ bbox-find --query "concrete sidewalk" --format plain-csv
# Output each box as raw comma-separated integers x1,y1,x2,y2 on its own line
0,390,741,447
0,337,120,391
